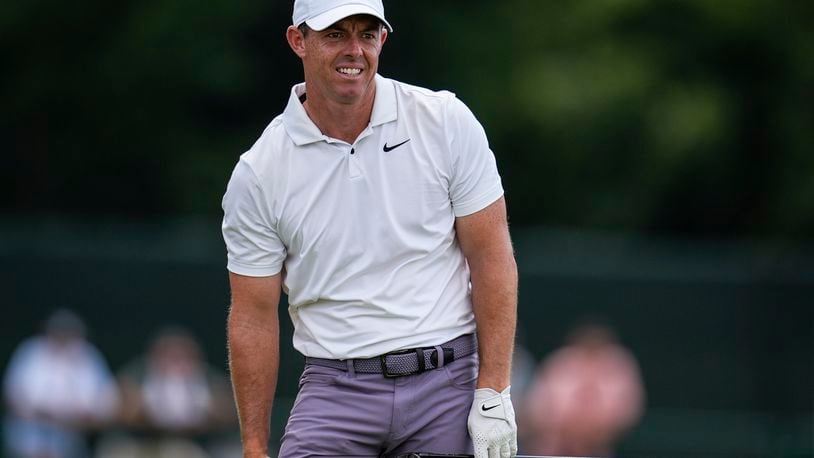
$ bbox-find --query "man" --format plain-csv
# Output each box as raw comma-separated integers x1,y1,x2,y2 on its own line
523,322,644,457
3,309,120,458
221,1,518,457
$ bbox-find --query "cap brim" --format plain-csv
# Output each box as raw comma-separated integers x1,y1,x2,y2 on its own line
305,4,393,32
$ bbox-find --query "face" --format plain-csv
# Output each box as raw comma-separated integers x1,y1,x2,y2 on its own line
288,15,387,106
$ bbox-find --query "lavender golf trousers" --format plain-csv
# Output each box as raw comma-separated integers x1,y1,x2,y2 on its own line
278,349,479,457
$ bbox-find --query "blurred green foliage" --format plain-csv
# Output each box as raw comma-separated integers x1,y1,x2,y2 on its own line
3,0,813,238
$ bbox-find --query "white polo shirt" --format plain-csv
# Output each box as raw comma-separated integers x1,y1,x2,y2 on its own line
222,75,504,359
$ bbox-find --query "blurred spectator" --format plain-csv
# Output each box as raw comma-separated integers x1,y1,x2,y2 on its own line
510,328,538,404
522,320,645,457
509,327,537,452
3,308,120,458
97,327,234,458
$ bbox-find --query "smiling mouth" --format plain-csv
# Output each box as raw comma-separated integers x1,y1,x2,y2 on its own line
338,67,362,76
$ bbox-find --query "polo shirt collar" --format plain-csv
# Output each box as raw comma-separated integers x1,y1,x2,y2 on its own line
370,74,397,127
282,74,397,146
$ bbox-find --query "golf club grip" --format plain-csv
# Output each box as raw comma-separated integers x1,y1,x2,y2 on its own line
401,455,585,458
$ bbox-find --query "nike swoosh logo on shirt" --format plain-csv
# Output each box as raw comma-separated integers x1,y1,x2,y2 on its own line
383,139,410,152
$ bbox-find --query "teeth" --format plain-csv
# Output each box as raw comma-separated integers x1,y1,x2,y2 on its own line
338,68,361,75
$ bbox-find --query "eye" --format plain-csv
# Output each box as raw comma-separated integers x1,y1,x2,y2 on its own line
326,32,342,39
361,32,376,39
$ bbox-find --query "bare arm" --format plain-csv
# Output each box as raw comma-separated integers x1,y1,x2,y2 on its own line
227,272,282,458
455,196,518,390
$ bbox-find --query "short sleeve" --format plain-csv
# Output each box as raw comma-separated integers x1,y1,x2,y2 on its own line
221,159,286,276
445,96,504,217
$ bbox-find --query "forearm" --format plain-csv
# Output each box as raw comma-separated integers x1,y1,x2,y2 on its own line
470,253,518,390
228,304,279,457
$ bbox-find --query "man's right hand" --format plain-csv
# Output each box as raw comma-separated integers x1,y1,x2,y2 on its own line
228,273,283,458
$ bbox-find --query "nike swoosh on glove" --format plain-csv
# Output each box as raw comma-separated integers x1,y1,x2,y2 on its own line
467,386,518,458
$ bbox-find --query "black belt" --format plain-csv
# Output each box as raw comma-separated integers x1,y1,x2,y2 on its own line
305,333,477,378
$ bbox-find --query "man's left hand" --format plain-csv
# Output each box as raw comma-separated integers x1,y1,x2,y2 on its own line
467,386,517,458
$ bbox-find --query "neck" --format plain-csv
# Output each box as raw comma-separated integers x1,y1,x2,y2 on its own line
302,84,376,144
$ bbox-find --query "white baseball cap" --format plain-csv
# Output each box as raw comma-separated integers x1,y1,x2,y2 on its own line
293,0,393,32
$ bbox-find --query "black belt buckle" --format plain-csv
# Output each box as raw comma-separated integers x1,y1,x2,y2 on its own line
380,346,455,378
430,347,455,367
380,348,415,378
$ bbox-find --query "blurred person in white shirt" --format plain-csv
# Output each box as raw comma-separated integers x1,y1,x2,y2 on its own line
107,327,234,458
3,309,119,458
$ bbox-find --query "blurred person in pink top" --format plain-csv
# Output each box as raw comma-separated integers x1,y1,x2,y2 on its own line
523,320,645,457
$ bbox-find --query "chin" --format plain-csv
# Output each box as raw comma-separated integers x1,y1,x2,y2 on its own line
335,87,369,103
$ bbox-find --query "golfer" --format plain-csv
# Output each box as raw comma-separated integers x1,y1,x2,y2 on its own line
221,1,518,456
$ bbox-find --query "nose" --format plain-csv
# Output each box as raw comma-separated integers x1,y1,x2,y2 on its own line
343,36,364,57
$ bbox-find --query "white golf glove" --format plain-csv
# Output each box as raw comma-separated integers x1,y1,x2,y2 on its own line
467,386,517,458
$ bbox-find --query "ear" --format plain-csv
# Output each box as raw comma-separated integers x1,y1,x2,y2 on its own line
380,27,388,46
286,25,307,58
